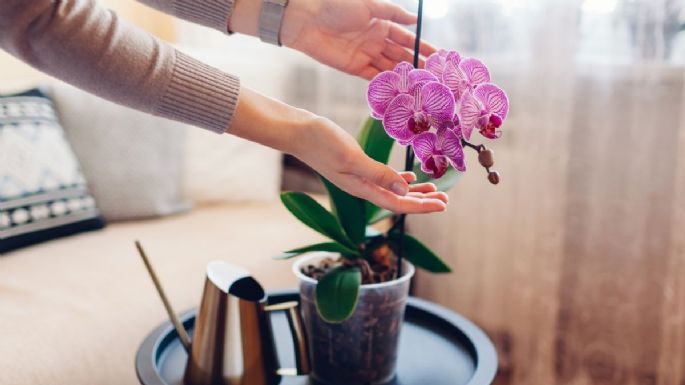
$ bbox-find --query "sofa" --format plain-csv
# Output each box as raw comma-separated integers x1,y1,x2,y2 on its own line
0,49,326,384
0,201,323,385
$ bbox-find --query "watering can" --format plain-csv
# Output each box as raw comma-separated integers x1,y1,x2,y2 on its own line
184,261,310,385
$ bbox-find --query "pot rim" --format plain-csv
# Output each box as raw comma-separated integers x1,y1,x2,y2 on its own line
292,252,416,290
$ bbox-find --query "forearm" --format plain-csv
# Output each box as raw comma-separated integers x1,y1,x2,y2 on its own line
0,0,240,134
228,87,317,155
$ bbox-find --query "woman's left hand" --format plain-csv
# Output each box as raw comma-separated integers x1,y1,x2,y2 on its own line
280,0,436,80
229,0,436,80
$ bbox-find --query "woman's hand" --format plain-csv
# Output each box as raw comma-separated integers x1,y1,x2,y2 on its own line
229,0,437,80
281,0,437,79
229,88,447,214
291,116,448,214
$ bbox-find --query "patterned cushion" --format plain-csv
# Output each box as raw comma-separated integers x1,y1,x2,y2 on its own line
0,89,104,253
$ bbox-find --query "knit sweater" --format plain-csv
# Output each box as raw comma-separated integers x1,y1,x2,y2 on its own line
0,0,240,134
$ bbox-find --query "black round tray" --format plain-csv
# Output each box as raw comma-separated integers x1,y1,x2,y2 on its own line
136,290,497,385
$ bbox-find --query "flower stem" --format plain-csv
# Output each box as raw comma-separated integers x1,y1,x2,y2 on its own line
397,0,424,279
413,0,424,69
461,139,484,152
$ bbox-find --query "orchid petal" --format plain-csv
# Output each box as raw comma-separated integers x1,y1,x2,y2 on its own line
419,82,455,125
425,50,448,79
367,71,401,117
459,58,491,87
408,69,438,93
383,94,417,143
474,83,509,120
446,51,462,66
412,131,438,163
394,62,413,92
443,60,469,102
459,93,482,140
438,129,466,172
394,62,414,74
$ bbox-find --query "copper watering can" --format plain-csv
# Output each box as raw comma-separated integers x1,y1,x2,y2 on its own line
184,261,311,385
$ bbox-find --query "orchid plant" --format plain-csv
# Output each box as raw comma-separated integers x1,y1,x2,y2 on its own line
278,49,509,323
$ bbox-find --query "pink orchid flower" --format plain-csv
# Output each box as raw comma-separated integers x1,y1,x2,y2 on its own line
412,129,466,178
367,62,437,119
460,83,510,140
425,49,461,81
443,57,491,103
383,81,455,144
366,50,508,180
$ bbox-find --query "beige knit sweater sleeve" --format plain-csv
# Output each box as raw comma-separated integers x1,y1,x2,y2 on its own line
0,0,240,134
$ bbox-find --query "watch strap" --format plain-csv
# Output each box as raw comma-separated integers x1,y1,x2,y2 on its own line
259,0,289,46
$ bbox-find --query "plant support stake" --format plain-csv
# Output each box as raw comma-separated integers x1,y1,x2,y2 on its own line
398,0,424,278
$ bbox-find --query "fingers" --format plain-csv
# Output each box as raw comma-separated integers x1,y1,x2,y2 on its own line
408,191,449,204
388,24,438,58
408,182,437,193
359,66,381,80
371,54,397,73
354,178,447,214
369,0,417,25
418,40,438,58
382,40,414,65
400,171,416,183
353,159,409,196
331,169,446,214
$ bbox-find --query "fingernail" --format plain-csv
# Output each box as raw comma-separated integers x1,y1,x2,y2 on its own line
391,182,409,196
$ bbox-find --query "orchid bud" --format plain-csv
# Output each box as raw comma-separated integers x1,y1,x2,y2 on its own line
478,148,494,168
488,171,500,185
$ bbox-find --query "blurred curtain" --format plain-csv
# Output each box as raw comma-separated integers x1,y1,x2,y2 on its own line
404,1,685,385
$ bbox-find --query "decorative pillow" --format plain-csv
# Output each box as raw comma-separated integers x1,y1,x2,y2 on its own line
0,89,105,253
51,84,191,221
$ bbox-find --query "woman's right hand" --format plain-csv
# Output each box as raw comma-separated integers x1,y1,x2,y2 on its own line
229,87,447,214
292,116,448,214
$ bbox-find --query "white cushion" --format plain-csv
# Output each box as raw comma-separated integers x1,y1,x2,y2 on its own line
183,129,282,204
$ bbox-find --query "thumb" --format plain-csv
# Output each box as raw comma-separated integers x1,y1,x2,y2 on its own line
355,159,409,196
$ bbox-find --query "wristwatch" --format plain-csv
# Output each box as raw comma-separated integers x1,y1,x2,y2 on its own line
259,0,289,46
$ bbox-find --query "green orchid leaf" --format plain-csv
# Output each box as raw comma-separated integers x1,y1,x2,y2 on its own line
321,178,366,245
367,208,393,225
357,117,394,164
358,118,395,224
280,192,356,249
365,202,385,225
413,163,462,192
315,267,361,323
388,232,452,273
274,242,360,260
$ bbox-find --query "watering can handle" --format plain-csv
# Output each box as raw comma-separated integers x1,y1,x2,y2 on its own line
264,301,311,376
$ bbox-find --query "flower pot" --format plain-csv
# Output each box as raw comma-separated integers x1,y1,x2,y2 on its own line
293,253,415,385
